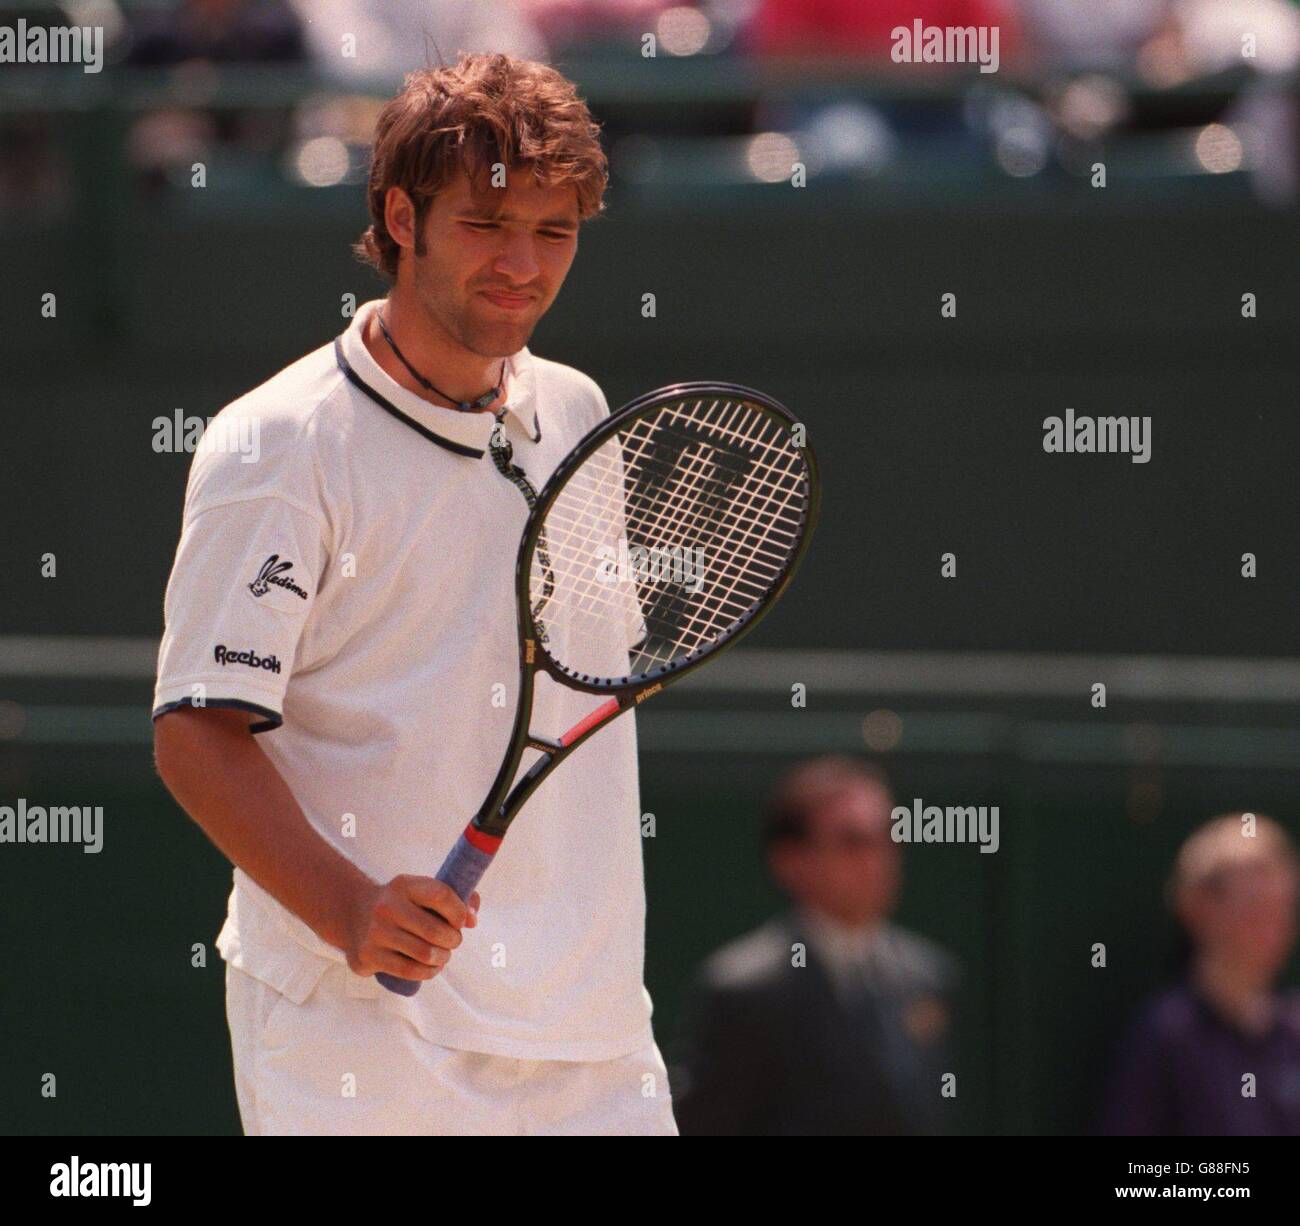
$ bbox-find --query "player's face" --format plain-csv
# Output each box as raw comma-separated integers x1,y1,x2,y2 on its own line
412,171,579,359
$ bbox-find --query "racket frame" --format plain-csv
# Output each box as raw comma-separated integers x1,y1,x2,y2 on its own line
475,380,820,842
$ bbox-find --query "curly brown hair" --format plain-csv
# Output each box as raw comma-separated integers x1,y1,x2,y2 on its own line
354,53,609,280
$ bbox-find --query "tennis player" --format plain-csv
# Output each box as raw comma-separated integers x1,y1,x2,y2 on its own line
153,53,676,1136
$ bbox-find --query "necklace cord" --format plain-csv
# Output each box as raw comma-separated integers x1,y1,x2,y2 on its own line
376,310,503,413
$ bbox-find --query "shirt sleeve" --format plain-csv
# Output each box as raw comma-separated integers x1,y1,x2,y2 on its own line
152,492,327,732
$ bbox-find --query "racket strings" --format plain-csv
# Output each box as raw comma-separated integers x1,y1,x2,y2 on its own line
542,406,803,590
540,444,768,634
619,436,787,647
532,394,812,682
620,412,796,568
594,401,807,595
576,412,801,610
623,412,806,661
622,405,803,586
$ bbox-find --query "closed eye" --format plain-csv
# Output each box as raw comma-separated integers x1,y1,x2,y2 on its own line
461,220,573,242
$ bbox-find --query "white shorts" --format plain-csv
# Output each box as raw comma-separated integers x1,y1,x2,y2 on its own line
226,963,678,1136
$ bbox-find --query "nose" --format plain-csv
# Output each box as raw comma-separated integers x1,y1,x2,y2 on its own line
493,231,541,285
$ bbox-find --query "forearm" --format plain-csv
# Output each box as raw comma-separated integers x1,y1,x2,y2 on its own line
155,711,372,951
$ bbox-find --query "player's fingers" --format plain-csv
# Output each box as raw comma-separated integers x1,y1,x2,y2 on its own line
392,898,464,951
371,947,442,982
468,891,481,925
384,925,453,970
400,876,471,928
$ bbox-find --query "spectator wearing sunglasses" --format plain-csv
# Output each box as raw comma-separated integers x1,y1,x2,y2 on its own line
674,756,960,1135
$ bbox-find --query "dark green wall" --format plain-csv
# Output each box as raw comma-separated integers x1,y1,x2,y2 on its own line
2,191,1296,653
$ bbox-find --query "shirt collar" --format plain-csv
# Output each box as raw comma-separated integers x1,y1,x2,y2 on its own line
799,908,881,972
338,299,541,457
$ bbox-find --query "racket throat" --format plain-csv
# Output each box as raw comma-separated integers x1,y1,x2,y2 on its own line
559,697,622,747
476,697,627,835
478,748,557,837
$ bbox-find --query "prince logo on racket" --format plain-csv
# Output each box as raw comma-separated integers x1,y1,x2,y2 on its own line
153,53,816,1136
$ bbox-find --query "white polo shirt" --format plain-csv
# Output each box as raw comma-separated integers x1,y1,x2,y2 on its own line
153,299,654,1061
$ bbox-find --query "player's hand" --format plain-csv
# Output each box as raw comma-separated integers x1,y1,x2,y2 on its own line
341,875,480,982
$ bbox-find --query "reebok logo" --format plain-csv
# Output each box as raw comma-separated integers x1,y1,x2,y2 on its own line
214,646,282,674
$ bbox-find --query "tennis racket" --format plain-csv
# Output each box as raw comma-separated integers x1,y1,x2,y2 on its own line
377,381,819,995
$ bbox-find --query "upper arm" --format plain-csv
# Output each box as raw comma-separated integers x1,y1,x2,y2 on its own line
153,705,255,780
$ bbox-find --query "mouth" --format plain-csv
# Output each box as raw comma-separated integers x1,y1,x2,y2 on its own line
480,290,535,311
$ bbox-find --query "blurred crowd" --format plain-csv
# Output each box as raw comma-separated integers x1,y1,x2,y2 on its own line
13,0,1293,80
670,755,1300,1136
1,0,1297,211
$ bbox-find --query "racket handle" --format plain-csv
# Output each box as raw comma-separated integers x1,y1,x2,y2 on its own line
375,832,495,997
434,830,495,902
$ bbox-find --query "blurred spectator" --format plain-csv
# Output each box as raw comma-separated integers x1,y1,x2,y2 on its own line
1016,0,1171,72
1159,0,1300,204
288,0,546,82
123,1,307,193
1019,0,1298,79
524,0,672,54
1163,0,1300,78
127,0,305,66
673,757,960,1135
743,0,1020,63
1102,814,1300,1135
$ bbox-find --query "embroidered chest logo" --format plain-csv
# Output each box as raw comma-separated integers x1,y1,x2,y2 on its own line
248,554,308,600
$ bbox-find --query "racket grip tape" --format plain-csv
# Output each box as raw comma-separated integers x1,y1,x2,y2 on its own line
375,831,496,997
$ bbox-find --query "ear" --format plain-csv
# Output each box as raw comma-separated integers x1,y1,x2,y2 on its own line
383,187,419,256
266,560,293,577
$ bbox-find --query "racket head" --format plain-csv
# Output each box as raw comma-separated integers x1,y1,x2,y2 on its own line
516,381,819,694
